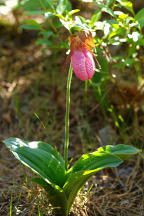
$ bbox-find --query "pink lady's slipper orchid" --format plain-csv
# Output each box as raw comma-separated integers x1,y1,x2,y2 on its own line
69,31,96,81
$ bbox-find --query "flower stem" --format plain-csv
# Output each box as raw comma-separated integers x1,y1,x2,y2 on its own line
64,63,73,170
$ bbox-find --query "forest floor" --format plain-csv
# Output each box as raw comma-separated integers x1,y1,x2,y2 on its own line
0,21,144,216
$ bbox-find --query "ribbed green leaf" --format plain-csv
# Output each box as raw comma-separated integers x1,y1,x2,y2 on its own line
3,138,66,187
64,172,92,214
30,141,65,167
69,152,122,173
64,153,123,212
64,144,140,212
97,144,141,160
32,178,68,215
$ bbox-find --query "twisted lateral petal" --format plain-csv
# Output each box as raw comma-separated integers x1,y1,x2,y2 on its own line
71,49,95,81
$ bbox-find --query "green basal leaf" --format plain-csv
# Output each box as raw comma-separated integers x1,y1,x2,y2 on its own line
64,144,140,213
68,152,122,173
64,172,91,214
64,152,123,213
32,178,68,215
98,144,141,160
32,141,65,167
3,138,66,187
